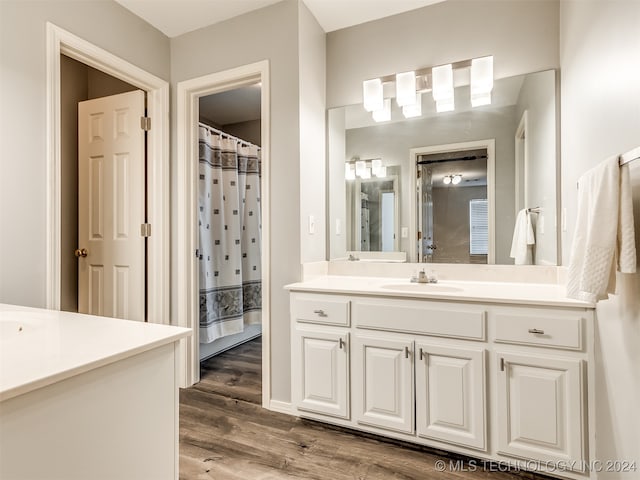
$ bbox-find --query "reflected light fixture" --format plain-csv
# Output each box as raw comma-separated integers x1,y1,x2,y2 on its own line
360,167,372,179
372,98,391,122
371,159,382,175
432,64,454,113
402,94,422,118
345,163,356,181
443,175,452,185
395,71,416,107
355,160,366,177
363,78,383,112
471,55,494,107
376,166,387,178
452,174,462,185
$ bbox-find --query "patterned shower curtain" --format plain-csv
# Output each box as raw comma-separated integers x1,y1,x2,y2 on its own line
198,126,262,344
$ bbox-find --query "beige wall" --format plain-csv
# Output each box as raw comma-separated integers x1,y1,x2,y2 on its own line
560,1,640,473
326,0,560,108
0,0,169,307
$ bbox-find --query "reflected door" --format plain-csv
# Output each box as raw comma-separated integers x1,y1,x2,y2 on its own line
77,90,146,321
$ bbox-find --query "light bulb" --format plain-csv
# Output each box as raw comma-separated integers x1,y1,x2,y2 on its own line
363,78,383,112
443,175,452,185
452,174,462,185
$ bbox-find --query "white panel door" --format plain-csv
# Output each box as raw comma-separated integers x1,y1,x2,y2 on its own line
496,351,585,470
78,90,146,321
353,334,413,434
293,325,349,419
416,343,486,450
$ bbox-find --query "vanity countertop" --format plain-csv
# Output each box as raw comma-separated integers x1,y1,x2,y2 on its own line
285,275,595,309
0,304,191,401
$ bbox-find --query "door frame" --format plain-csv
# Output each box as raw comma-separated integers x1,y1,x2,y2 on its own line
45,24,170,325
176,61,271,401
514,110,528,215
409,139,495,264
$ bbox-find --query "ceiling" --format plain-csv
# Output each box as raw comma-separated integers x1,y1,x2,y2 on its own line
114,0,445,37
199,83,261,126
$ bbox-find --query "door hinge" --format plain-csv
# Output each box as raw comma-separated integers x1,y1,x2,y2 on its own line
140,116,151,131
417,231,422,240
140,223,151,237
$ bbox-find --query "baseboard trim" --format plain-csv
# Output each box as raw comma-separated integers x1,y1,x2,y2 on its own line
267,399,294,415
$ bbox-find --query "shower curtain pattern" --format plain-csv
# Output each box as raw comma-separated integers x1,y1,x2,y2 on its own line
198,126,261,344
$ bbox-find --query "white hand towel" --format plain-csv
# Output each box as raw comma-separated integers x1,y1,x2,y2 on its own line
510,209,535,265
567,155,636,303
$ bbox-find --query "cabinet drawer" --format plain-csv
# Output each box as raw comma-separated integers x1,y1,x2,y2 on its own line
494,310,583,350
292,294,350,326
353,298,485,341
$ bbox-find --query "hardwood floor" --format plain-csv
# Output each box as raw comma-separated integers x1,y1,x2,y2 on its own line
179,337,549,480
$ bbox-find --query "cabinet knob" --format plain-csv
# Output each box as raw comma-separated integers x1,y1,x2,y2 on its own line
339,338,344,349
419,348,424,361
404,346,410,359
313,309,327,317
528,328,545,335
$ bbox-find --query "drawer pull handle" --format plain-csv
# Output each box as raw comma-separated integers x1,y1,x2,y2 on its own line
419,348,424,361
404,346,410,359
528,328,545,335
313,309,327,317
500,357,505,371
339,338,344,349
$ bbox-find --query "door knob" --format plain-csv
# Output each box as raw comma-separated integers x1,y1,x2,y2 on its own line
74,248,88,258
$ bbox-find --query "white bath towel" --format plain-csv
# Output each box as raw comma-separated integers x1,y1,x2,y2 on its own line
567,155,636,303
510,209,535,265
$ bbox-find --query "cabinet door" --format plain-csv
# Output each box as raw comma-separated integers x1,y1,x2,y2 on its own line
353,334,414,434
496,352,585,469
416,343,486,450
293,326,349,419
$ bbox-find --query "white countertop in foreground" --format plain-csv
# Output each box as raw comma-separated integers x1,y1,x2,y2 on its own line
285,275,595,309
0,304,191,401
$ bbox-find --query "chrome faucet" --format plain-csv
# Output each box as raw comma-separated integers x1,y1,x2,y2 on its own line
410,269,438,283
347,253,360,261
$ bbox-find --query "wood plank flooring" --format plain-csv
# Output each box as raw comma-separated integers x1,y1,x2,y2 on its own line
179,338,550,480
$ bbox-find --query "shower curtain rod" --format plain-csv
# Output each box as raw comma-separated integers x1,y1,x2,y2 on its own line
620,146,639,166
198,122,260,150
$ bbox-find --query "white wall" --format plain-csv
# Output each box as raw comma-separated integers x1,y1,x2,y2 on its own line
298,1,327,263
328,108,347,259
515,70,558,266
560,1,640,475
326,0,560,108
0,1,170,307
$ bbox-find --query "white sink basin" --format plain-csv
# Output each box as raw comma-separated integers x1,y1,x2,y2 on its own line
380,283,463,293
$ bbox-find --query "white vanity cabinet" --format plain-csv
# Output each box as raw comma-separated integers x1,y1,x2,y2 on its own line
291,293,351,419
492,307,588,471
288,283,595,480
352,332,414,434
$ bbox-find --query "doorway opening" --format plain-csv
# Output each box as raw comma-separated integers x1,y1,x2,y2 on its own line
410,139,495,264
46,23,170,325
176,61,271,400
59,55,145,318
197,84,263,361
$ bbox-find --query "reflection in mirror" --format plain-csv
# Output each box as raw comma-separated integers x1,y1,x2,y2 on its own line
328,69,558,265
347,166,399,252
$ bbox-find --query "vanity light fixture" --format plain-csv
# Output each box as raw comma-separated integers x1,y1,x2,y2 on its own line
363,78,384,112
471,55,494,107
355,160,367,177
395,71,417,107
443,175,452,185
347,157,387,179
452,174,462,185
432,64,455,113
376,166,387,178
371,158,383,175
360,167,372,179
402,93,422,118
372,98,391,122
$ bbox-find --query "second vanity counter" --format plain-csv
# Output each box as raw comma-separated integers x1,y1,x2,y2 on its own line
285,275,595,309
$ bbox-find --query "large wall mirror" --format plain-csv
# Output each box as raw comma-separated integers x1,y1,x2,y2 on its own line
328,69,559,265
